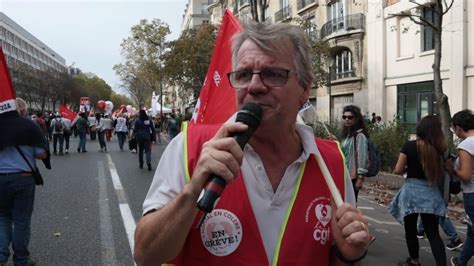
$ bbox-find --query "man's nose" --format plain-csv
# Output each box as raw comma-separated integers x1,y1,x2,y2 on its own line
247,73,268,94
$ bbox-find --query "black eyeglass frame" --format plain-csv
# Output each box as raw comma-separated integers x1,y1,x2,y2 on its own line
227,68,292,89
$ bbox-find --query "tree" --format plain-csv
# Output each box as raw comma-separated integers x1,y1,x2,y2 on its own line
163,25,217,106
114,19,170,106
393,0,454,139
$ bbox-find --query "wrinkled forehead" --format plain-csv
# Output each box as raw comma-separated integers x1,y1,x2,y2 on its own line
235,39,295,68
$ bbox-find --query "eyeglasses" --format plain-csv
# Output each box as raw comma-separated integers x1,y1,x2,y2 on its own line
227,68,292,89
342,115,354,120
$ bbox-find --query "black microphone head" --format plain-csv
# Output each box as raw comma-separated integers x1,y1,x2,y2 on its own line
236,102,263,130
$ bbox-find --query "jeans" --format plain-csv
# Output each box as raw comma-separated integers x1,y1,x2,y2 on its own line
98,131,107,150
459,192,474,265
137,138,151,166
52,133,64,153
117,132,127,150
78,131,87,152
418,216,459,242
63,132,71,150
0,173,35,265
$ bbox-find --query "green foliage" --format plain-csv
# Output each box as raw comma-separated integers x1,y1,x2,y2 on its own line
368,119,409,172
163,24,217,105
114,18,170,106
312,121,341,140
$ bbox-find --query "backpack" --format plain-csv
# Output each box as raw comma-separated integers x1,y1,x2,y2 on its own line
54,118,64,132
354,132,380,177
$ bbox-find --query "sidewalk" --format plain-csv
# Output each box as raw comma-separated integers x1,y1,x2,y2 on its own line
363,172,466,223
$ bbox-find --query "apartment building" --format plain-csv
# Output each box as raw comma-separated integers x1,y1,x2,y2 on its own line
0,12,67,73
207,0,369,123
368,0,473,131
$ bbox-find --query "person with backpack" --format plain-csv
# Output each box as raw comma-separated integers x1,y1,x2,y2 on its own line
340,105,370,201
51,113,66,155
389,115,448,266
133,110,155,171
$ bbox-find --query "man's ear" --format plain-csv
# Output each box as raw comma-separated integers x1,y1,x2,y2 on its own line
300,87,310,107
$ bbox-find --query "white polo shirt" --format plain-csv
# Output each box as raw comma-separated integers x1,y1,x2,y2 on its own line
143,123,355,264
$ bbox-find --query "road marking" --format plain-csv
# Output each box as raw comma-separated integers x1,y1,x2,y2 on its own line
374,229,389,234
365,215,400,225
358,206,374,210
106,154,136,257
98,161,118,265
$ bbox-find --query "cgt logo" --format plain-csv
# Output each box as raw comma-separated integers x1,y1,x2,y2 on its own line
213,71,221,87
305,197,332,245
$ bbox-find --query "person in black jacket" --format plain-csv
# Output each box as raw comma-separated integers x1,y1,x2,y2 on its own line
133,110,155,171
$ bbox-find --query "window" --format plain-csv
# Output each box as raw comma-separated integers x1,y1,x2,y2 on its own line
329,0,345,32
333,49,353,79
422,7,434,51
397,81,437,132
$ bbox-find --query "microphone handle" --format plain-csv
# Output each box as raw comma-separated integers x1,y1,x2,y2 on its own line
197,174,226,213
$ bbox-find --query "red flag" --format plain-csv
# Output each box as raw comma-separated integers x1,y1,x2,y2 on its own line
191,10,242,124
0,48,17,114
59,104,77,121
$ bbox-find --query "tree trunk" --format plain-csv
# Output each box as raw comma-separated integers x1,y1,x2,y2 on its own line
433,1,452,141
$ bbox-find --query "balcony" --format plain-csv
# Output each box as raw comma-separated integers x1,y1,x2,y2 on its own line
330,68,356,81
320,13,365,39
275,5,291,22
297,0,317,11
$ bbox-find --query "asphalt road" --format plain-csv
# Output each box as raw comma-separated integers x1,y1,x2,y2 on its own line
15,136,471,265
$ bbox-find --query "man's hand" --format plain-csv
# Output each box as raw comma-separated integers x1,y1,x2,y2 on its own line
188,122,249,197
332,203,369,261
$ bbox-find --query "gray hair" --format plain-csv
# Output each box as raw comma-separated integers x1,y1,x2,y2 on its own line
15,97,28,115
231,22,314,90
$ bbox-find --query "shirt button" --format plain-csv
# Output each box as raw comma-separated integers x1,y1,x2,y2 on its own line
256,165,262,171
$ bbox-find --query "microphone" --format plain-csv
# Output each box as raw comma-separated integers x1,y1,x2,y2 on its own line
196,102,262,226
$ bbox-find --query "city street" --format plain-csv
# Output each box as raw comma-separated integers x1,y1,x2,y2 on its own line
27,136,468,265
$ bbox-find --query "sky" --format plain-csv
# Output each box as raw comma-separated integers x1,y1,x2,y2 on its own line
0,0,187,95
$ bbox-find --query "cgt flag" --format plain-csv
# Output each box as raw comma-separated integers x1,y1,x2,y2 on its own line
0,48,17,114
191,9,242,124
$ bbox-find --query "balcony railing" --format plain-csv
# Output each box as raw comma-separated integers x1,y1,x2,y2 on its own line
320,13,365,39
330,68,356,81
275,5,291,22
297,0,317,11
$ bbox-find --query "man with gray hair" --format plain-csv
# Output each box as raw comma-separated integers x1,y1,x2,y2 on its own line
134,22,369,265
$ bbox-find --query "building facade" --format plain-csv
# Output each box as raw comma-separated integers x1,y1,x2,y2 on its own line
0,12,67,73
206,0,369,124
368,0,474,131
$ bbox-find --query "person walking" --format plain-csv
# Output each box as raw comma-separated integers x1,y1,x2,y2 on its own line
167,113,179,141
96,114,107,152
75,112,89,153
340,105,369,201
450,109,474,266
87,113,97,141
102,115,113,142
114,114,128,151
389,115,448,266
0,98,50,266
62,117,72,154
133,110,155,171
50,113,66,155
